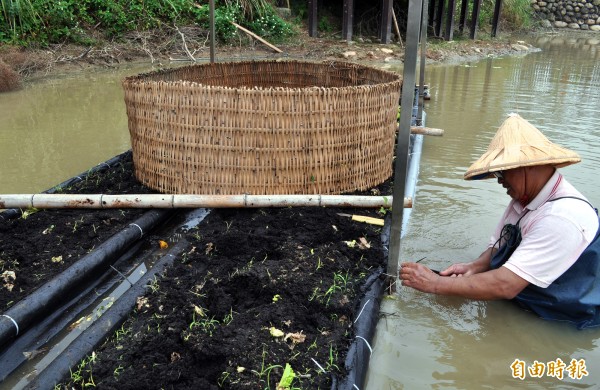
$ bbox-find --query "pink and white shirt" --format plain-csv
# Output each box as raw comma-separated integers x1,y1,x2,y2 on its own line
488,170,599,288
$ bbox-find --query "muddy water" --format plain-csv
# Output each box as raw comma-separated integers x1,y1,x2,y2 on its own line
0,64,157,194
366,35,600,388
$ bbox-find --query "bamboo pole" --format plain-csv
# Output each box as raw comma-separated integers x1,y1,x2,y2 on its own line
409,126,444,136
230,22,283,53
0,194,411,210
392,10,404,49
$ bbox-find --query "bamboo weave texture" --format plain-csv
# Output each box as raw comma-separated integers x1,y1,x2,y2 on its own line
122,60,402,195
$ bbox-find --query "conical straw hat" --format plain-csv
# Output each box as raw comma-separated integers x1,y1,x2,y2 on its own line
464,113,581,180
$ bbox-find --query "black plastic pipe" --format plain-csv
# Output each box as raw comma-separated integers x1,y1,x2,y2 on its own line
24,240,189,390
0,209,172,350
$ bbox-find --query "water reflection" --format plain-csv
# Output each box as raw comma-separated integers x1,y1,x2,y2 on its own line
366,34,600,389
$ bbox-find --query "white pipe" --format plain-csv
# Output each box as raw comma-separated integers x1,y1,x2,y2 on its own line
0,194,411,209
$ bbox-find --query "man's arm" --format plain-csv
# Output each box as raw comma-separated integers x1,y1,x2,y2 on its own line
399,262,529,300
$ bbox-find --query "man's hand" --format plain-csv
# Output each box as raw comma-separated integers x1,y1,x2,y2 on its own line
439,263,476,277
399,262,440,293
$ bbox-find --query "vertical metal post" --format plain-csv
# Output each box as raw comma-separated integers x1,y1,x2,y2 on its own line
388,0,423,283
209,0,216,63
417,0,429,125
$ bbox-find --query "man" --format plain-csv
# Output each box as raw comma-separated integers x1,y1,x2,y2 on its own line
399,113,600,329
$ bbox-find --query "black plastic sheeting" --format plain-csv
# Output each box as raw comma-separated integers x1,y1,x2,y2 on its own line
335,215,391,390
0,209,172,350
24,241,189,390
0,241,145,383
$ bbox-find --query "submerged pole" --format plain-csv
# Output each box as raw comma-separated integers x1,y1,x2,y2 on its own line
0,194,411,210
388,0,424,288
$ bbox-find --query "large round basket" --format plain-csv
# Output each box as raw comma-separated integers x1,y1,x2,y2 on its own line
122,60,402,195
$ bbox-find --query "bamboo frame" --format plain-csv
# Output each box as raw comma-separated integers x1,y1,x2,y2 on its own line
0,194,411,209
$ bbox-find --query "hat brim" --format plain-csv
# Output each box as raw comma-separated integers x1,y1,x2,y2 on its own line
464,114,581,180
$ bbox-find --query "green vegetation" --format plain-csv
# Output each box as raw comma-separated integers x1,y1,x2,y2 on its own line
499,0,535,29
470,0,534,32
0,0,295,45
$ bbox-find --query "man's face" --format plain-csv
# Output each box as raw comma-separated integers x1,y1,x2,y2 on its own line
496,167,525,201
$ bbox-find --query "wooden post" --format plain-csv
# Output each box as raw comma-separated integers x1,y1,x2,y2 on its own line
434,0,445,37
444,0,456,41
308,0,318,37
209,0,215,63
470,0,482,39
342,0,354,41
459,0,469,34
491,0,503,37
380,0,393,44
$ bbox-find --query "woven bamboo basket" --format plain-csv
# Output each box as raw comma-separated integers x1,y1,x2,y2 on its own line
122,60,402,195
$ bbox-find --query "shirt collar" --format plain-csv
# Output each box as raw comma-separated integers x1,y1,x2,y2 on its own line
525,169,562,211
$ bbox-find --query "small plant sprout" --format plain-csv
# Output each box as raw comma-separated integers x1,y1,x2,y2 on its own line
114,365,124,377
272,294,282,303
42,225,55,235
218,371,230,387
189,310,220,337
69,352,97,387
316,257,322,270
251,346,283,387
148,276,160,293
223,308,235,325
326,344,340,372
277,363,297,390
21,207,39,219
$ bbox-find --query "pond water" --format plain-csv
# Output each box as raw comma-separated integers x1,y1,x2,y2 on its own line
1,33,600,389
0,64,155,194
366,34,600,389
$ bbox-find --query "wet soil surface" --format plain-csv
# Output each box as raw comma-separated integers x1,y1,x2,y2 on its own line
1,153,392,389
0,154,153,309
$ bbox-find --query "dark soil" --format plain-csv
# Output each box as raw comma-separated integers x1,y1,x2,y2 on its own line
0,154,154,309
1,152,391,389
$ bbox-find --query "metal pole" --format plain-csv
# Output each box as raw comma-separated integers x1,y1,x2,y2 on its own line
209,0,216,63
388,0,424,285
417,0,429,125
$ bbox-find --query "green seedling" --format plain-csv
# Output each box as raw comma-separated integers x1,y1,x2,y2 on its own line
218,371,230,387
278,363,299,390
251,347,283,389
326,345,340,372
114,365,124,377
69,352,97,387
223,308,235,325
21,207,39,219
